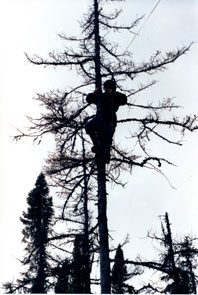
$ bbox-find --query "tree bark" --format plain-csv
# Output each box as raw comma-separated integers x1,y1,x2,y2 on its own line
97,161,111,293
165,212,180,285
82,133,91,293
94,0,111,293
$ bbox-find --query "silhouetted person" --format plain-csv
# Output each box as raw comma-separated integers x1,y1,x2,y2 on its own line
85,80,127,163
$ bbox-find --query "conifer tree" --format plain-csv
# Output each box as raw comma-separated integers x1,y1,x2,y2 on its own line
4,173,54,293
21,172,54,293
53,259,72,293
176,237,197,294
53,235,91,294
111,244,128,294
70,234,90,293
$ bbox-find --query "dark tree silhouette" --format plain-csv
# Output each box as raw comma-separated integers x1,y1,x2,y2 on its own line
70,234,91,293
21,173,54,293
14,0,198,292
52,235,92,293
45,132,95,293
3,173,54,293
53,259,71,293
175,236,197,294
111,244,130,293
120,213,198,293
161,213,197,294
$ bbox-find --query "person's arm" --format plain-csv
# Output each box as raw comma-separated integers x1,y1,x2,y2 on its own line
86,88,101,105
117,92,127,106
86,93,97,104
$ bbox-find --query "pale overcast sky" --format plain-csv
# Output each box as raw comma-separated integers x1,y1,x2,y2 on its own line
0,0,198,289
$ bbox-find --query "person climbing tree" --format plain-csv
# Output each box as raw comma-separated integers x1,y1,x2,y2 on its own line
85,80,127,163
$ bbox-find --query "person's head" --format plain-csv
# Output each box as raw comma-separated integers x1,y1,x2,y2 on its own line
103,80,116,93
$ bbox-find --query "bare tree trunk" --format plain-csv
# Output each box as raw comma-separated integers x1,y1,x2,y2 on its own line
94,0,111,293
97,161,111,293
165,212,180,285
31,245,46,293
82,133,91,293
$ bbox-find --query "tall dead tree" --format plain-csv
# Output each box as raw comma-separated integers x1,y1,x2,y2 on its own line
164,212,180,288
14,0,198,292
81,131,92,293
94,0,111,292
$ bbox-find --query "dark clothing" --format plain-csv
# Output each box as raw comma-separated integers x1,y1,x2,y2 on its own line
86,91,127,126
85,91,127,156
85,117,114,147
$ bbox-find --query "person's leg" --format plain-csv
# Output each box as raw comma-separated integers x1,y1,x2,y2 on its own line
85,117,97,152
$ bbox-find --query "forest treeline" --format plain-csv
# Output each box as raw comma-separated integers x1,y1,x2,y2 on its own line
3,173,198,293
3,0,198,293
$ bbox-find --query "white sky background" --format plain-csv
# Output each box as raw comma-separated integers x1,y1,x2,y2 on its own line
0,0,198,289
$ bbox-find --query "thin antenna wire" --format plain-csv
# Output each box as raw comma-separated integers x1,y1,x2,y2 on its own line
125,0,161,51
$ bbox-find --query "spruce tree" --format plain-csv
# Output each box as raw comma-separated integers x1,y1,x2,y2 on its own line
177,237,197,294
70,234,88,293
16,173,53,293
53,235,91,294
53,259,72,294
111,244,128,294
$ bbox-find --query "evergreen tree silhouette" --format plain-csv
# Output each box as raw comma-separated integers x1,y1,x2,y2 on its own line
3,173,54,293
111,244,128,294
53,235,91,293
53,259,72,293
71,234,89,293
21,173,53,293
